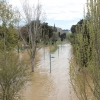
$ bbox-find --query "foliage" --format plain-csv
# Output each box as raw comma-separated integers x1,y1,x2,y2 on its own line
0,1,29,100
71,25,76,33
42,22,53,39
51,32,58,44
0,51,29,100
60,33,66,41
70,18,92,68
0,0,19,26
0,25,18,50
70,0,100,100
66,32,72,41
41,22,54,45
0,0,19,51
20,22,54,45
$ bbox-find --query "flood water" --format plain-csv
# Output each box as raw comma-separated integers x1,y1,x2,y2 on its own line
22,43,77,100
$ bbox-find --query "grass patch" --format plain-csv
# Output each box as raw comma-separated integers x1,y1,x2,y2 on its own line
50,44,57,53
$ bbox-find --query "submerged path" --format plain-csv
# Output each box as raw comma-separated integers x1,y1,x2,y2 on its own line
22,43,77,100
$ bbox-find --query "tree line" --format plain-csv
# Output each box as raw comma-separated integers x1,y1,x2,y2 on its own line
0,1,29,100
0,0,67,99
70,0,100,100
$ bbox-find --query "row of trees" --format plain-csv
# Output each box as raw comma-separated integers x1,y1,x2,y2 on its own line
0,1,29,100
70,0,100,100
0,0,65,99
0,0,55,99
0,0,67,99
20,22,54,45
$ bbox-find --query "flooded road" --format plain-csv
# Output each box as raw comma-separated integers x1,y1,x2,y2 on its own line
22,43,77,100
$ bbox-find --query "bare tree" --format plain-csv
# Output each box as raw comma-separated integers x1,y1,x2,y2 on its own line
20,0,46,72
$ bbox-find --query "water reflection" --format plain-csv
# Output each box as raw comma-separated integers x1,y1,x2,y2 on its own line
22,44,77,100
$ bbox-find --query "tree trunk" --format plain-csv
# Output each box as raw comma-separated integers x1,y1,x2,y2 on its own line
31,57,34,72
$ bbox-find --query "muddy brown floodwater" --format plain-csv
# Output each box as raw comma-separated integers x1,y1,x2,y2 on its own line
21,43,77,100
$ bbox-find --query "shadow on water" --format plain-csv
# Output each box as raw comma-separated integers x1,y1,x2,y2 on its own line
21,43,77,100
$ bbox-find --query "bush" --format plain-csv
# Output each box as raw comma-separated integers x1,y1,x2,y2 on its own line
0,51,29,100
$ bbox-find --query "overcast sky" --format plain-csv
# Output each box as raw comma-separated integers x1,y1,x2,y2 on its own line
7,0,87,30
